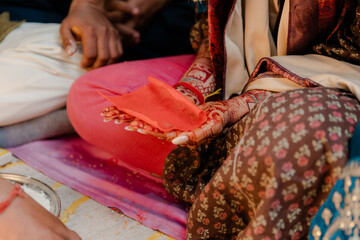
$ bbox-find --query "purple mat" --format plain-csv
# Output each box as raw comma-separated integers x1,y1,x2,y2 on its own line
9,135,187,240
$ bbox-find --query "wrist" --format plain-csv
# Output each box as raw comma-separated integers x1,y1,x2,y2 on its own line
225,90,272,124
180,62,216,100
174,82,204,105
224,96,250,124
175,84,202,105
0,184,24,214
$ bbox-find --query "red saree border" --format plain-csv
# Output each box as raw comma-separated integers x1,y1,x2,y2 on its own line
244,57,321,91
208,0,236,99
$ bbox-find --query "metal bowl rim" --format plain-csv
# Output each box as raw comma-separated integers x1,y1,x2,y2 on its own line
0,173,61,217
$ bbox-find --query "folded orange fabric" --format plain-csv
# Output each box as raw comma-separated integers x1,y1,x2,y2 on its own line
101,77,207,132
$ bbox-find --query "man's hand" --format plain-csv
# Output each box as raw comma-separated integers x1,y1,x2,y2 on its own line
105,0,169,46
60,0,125,69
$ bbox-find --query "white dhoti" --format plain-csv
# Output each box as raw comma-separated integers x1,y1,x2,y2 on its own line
0,22,85,126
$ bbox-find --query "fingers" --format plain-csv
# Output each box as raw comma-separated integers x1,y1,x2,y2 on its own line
107,31,123,65
115,113,135,123
105,10,126,23
102,106,117,115
59,22,78,56
102,106,134,123
128,119,150,132
120,115,217,145
80,26,122,69
189,122,222,144
127,118,177,140
78,26,97,68
103,111,180,142
102,106,219,145
172,135,189,145
114,23,140,45
172,132,208,147
61,22,122,68
102,106,121,121
92,27,109,68
172,119,223,147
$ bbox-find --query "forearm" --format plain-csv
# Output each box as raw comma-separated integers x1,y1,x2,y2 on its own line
0,177,81,239
175,39,216,105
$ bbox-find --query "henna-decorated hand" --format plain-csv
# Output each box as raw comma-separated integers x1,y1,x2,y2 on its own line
169,90,271,146
101,106,135,123
174,39,215,106
130,100,245,147
102,90,271,147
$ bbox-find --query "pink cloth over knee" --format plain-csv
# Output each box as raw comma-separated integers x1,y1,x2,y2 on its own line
67,55,195,176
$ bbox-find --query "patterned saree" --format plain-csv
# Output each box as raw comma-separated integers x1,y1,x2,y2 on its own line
163,0,360,239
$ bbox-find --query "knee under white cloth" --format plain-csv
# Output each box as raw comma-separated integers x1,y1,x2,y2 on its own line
0,22,85,126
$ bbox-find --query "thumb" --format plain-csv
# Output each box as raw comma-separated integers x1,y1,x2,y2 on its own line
172,135,190,145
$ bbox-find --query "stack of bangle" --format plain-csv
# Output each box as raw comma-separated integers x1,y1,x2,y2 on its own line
0,184,24,214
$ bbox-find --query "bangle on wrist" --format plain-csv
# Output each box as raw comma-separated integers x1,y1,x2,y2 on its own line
0,184,24,214
174,82,205,104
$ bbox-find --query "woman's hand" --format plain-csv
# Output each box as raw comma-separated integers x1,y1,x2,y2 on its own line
102,106,135,123
60,0,124,69
128,100,240,146
0,178,81,240
168,90,270,146
102,90,271,147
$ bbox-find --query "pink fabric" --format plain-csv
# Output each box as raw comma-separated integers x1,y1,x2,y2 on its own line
9,136,187,240
67,55,196,176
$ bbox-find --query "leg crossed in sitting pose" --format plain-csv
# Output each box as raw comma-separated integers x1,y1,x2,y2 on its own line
164,87,360,239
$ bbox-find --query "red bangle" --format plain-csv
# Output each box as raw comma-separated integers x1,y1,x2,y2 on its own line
174,82,205,104
0,184,25,214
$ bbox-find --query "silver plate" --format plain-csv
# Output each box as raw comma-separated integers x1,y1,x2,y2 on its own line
0,173,61,217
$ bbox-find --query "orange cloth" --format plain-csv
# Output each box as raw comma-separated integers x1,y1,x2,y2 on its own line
102,77,207,132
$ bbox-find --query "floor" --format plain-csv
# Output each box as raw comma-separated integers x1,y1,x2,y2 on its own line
0,149,174,240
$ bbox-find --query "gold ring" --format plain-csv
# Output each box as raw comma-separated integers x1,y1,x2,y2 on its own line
71,26,82,37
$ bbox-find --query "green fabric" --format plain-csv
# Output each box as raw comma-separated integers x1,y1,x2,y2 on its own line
0,12,25,43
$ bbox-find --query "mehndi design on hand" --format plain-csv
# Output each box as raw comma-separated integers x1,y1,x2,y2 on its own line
170,89,271,146
174,38,215,105
102,106,135,123
102,89,271,147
